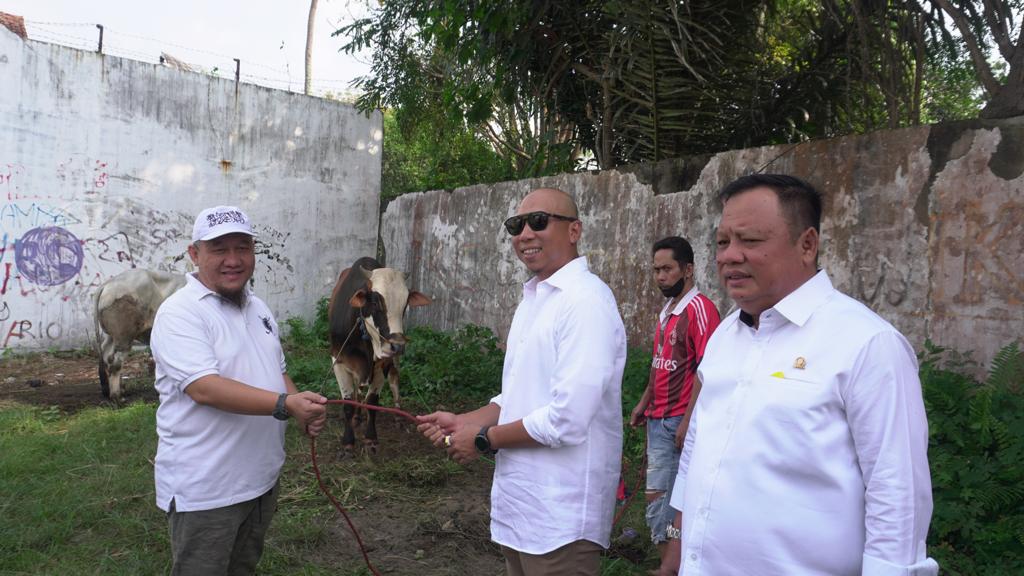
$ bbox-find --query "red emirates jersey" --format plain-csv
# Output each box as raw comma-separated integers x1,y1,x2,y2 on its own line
646,290,720,419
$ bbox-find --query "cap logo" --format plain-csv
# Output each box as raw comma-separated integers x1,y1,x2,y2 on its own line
207,210,247,227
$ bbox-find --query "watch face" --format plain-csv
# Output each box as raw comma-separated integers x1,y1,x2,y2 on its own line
474,433,488,452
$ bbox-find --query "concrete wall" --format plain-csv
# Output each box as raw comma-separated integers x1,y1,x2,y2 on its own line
0,28,381,350
382,117,1024,373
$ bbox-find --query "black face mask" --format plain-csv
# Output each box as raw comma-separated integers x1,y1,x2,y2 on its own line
659,276,687,298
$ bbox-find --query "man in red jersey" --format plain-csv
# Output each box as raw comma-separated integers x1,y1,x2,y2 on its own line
630,236,720,570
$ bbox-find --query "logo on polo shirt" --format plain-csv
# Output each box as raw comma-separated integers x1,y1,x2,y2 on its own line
260,315,274,334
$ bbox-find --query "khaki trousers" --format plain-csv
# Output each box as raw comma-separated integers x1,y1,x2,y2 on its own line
167,482,279,576
501,539,603,576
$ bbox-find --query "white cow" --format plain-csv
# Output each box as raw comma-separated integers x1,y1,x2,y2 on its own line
94,269,186,401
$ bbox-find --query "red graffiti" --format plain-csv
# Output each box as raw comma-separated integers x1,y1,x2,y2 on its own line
3,319,32,347
94,161,108,188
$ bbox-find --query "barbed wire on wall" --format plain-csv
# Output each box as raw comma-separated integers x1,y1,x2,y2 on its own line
20,18,361,102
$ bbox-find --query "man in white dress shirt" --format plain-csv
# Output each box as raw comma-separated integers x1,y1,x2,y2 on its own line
417,187,627,576
664,174,938,576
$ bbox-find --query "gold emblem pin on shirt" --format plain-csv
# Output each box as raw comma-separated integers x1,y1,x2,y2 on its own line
793,357,807,369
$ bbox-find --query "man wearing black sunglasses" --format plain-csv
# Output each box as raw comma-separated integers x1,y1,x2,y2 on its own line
418,187,627,575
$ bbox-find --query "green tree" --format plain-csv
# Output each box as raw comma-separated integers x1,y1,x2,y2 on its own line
337,0,1017,176
381,108,514,199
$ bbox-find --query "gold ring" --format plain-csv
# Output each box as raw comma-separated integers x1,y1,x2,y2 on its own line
443,435,452,447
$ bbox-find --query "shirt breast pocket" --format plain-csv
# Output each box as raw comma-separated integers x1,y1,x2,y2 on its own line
756,370,837,424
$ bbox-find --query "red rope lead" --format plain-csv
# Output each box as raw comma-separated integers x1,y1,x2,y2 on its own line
309,399,421,576
323,398,420,423
310,435,383,576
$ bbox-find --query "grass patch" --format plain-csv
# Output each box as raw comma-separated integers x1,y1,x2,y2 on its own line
0,403,165,575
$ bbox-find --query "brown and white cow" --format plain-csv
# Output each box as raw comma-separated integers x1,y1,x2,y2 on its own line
94,269,186,401
328,257,430,452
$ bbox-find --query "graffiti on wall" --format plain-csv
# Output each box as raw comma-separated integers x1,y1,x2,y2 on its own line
0,158,299,349
0,158,169,348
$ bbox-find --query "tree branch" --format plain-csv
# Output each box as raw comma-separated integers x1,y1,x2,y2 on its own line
929,0,1002,95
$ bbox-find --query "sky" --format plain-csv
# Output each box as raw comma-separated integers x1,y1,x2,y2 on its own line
1,0,372,99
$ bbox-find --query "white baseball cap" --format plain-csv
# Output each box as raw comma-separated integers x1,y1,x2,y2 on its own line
191,206,257,242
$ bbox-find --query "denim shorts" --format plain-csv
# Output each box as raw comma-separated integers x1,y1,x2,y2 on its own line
645,415,683,543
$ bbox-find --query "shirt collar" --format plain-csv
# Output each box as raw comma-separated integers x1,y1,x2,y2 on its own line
523,256,588,293
663,286,699,317
743,269,832,328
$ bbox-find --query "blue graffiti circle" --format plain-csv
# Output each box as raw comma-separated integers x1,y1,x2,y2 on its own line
14,226,85,286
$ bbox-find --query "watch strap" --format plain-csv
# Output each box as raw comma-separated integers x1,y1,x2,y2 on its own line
475,425,497,454
272,393,290,420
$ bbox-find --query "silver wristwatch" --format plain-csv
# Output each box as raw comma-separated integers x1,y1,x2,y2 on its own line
665,525,681,540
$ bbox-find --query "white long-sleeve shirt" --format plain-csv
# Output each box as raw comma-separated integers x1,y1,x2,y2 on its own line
671,271,937,575
490,256,626,554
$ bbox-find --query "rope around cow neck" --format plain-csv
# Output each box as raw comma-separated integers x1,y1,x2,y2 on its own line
309,399,646,576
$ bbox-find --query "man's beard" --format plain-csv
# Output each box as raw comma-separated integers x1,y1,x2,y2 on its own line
219,288,247,307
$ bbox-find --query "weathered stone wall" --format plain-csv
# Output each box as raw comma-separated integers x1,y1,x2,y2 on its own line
0,28,381,350
383,117,1023,372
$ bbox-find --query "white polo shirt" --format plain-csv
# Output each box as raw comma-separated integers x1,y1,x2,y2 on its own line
490,256,627,554
671,271,937,575
151,274,288,512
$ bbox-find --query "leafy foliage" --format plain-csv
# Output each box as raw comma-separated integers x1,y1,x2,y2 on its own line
397,324,506,409
282,297,334,396
338,0,1018,177
922,341,1024,574
382,109,514,199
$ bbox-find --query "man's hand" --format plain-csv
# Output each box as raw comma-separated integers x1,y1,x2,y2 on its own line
445,425,481,465
416,411,460,448
284,392,328,437
629,402,647,427
674,420,688,449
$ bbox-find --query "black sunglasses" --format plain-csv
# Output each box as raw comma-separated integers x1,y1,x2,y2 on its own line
503,211,578,236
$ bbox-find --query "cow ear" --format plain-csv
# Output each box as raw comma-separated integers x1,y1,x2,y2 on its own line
407,291,431,307
349,289,368,308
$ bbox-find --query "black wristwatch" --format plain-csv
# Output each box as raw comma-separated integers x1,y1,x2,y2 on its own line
474,425,497,455
272,393,290,421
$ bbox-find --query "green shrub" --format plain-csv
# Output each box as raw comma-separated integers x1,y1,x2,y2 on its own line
923,341,1024,575
282,298,334,395
620,348,652,465
398,324,505,410
283,297,331,349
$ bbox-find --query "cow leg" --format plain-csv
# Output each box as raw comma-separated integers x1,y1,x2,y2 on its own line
98,331,115,399
108,345,129,403
364,366,386,454
332,362,358,453
385,360,401,410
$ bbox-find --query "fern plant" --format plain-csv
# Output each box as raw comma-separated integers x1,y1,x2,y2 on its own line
922,341,1024,575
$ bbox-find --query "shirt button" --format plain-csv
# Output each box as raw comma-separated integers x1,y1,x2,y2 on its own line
690,553,698,561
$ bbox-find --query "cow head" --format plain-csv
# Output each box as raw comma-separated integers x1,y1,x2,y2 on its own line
349,267,430,359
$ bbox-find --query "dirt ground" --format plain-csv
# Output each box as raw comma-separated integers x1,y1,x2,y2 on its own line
0,349,158,410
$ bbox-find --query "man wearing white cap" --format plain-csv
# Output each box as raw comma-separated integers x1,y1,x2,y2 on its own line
150,205,328,575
